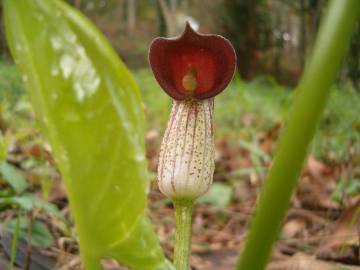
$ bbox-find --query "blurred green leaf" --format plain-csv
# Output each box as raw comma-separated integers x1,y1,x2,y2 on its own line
331,178,360,202
0,62,24,106
5,218,54,248
239,140,270,163
3,0,169,269
331,177,347,203
197,183,233,208
345,179,360,197
0,193,62,218
0,187,13,198
0,161,28,194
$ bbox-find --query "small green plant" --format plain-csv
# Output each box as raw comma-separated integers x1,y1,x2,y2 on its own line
0,131,64,270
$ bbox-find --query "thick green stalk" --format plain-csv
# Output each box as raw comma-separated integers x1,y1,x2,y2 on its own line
237,1,360,270
174,201,193,270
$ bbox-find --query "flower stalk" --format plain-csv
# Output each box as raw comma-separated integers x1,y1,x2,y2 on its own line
173,200,193,270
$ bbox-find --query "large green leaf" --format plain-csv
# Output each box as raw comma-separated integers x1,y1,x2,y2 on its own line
3,0,169,269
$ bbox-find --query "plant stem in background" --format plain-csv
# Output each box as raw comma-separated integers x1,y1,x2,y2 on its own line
9,212,21,270
25,211,33,270
237,1,360,270
174,201,193,270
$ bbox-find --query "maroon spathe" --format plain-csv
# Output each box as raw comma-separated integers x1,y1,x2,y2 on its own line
149,23,236,100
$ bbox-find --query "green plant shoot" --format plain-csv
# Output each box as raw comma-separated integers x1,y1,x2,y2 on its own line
237,0,360,269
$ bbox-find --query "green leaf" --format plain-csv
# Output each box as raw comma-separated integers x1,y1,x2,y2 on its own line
332,178,360,202
4,218,54,248
197,183,233,208
0,161,28,194
0,193,63,219
331,177,347,203
345,179,360,197
3,0,169,269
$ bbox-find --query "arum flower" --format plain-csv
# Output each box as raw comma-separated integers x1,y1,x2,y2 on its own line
149,23,236,101
149,23,236,201
149,23,236,270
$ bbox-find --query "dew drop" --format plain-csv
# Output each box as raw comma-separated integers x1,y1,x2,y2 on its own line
44,142,52,152
51,65,60,76
50,36,62,51
59,54,75,79
85,111,95,120
42,116,49,125
76,47,86,57
50,91,58,101
15,44,23,53
36,14,44,22
65,32,77,43
64,110,81,123
74,81,85,102
134,152,145,163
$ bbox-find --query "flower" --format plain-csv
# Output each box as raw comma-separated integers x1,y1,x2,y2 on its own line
157,98,214,200
149,22,236,100
149,23,236,200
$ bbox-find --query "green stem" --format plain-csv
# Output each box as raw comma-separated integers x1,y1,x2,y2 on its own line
237,1,360,270
174,200,193,270
9,211,21,270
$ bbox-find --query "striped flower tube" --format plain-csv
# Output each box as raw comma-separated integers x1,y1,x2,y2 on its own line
158,98,214,200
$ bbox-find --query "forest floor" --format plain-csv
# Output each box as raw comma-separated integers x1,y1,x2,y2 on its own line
0,66,359,269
